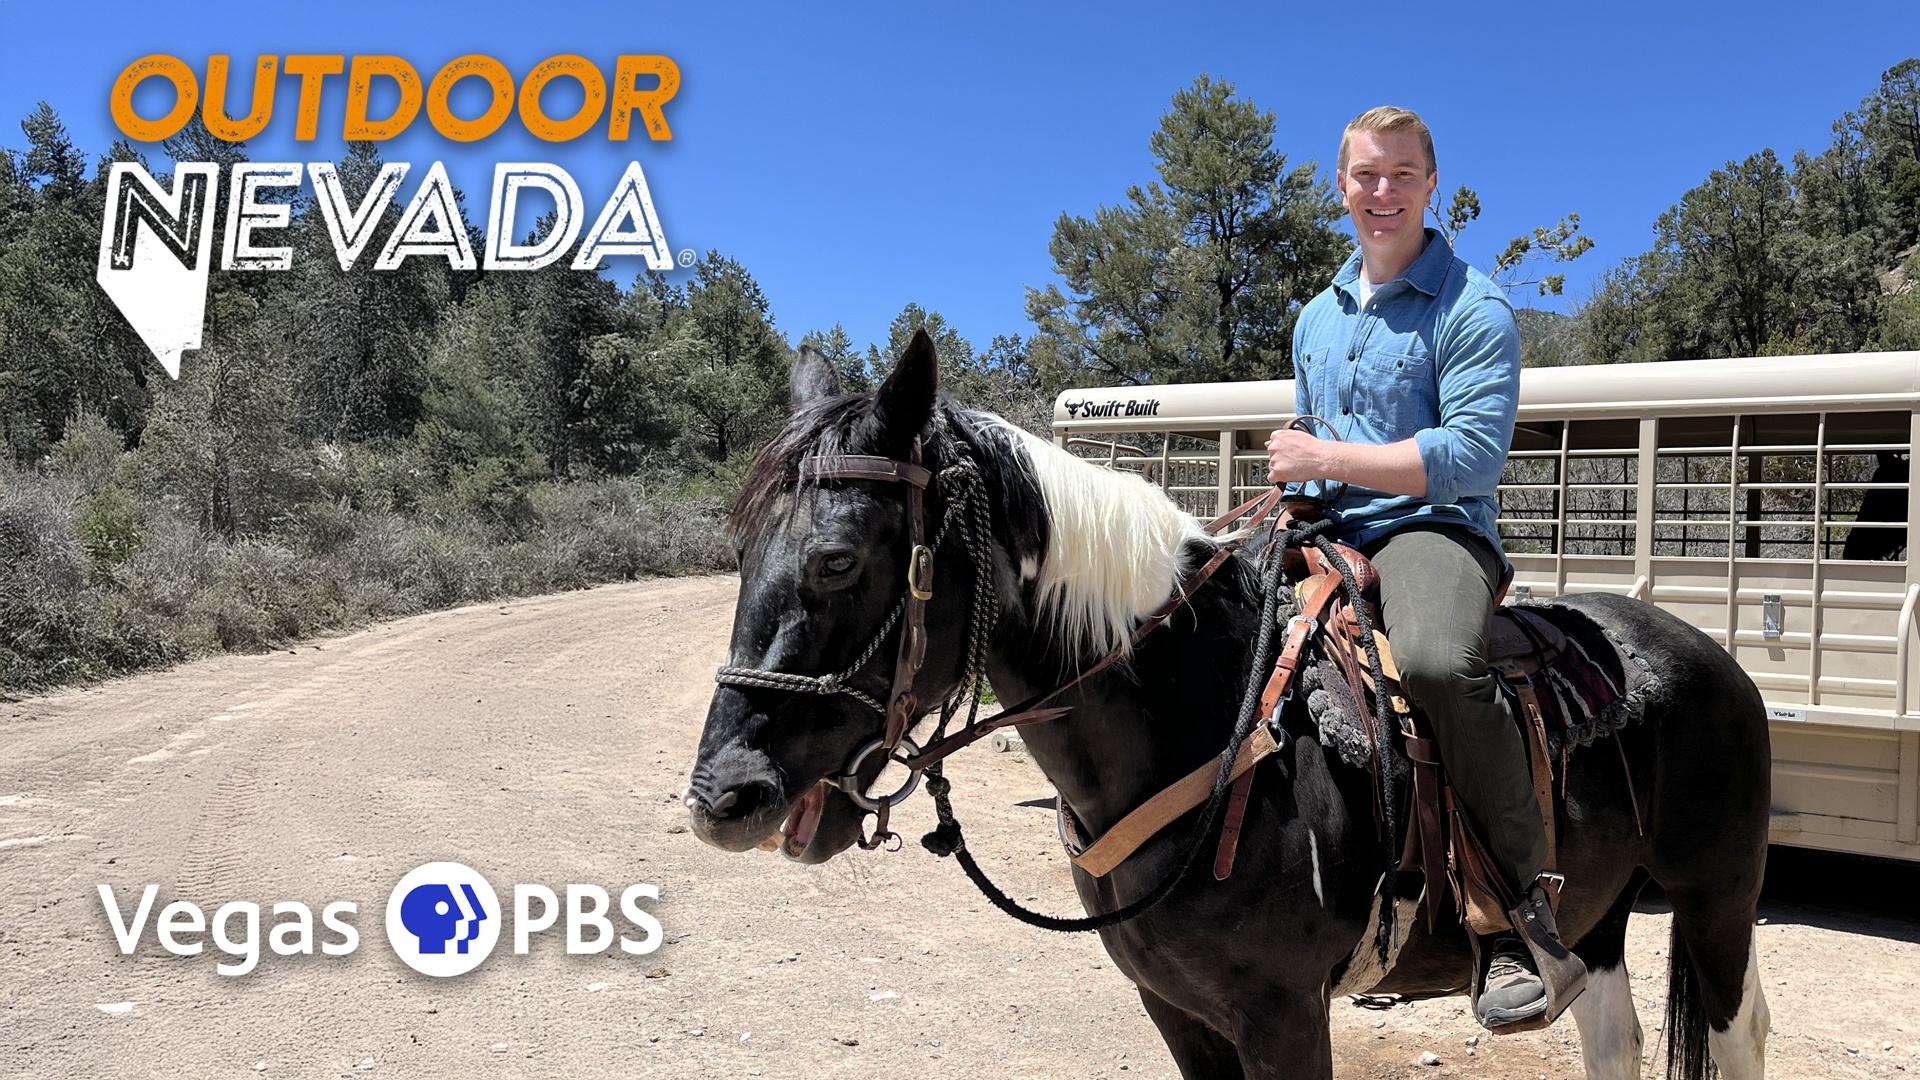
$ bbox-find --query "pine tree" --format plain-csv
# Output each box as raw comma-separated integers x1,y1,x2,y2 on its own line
1026,75,1347,386
658,252,788,462
286,142,444,441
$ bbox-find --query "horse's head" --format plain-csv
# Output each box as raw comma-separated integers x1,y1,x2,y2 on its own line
685,329,1004,863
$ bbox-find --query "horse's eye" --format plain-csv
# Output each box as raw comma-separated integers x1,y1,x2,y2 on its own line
822,553,857,577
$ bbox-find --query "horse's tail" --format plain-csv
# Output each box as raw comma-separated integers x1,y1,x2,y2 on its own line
1663,923,1717,1080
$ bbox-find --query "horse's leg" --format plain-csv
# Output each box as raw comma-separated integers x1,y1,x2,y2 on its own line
1705,937,1769,1079
1225,988,1332,1080
1569,873,1647,1080
1667,887,1769,1080
1137,987,1246,1080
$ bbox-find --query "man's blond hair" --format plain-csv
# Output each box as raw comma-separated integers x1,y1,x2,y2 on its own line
1337,106,1435,175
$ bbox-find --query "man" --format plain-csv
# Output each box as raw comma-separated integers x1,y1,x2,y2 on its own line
1264,106,1586,1031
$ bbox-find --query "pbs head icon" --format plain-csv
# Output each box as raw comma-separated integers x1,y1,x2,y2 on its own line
385,862,501,977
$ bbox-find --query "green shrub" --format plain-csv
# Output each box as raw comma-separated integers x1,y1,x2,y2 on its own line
2,454,737,694
77,486,143,569
48,413,125,492
0,468,176,690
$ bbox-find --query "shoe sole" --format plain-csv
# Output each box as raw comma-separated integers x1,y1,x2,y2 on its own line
1478,996,1550,1034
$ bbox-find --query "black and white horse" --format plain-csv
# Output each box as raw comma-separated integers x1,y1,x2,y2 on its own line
686,333,1774,1079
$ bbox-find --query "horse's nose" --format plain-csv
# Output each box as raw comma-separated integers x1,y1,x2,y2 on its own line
700,778,781,823
687,765,782,821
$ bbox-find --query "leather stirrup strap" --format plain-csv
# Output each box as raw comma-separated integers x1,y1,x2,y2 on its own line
1505,676,1559,866
1401,732,1455,930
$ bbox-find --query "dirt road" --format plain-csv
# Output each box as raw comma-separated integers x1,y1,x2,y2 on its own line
3,575,1916,1078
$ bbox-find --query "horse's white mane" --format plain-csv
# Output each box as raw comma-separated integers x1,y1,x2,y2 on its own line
985,419,1208,660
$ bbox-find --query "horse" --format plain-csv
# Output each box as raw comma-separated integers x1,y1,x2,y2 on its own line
685,331,1774,1080
1842,451,1908,561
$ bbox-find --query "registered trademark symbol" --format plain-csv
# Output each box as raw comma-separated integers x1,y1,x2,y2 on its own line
677,249,695,268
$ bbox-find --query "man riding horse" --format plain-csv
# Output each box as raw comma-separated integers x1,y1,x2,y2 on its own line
1263,106,1587,1030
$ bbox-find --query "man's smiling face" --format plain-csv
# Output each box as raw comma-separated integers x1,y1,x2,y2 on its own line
1337,129,1437,247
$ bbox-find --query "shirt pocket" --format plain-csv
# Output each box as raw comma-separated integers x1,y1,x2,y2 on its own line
1355,344,1437,437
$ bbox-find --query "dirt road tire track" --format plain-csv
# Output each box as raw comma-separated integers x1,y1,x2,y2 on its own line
3,575,1916,1078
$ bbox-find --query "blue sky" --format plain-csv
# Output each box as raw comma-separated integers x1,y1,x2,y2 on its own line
5,1,1918,358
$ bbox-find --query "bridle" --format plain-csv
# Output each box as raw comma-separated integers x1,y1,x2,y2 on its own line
714,422,1004,848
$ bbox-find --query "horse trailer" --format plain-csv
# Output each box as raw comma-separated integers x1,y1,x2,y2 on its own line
1051,350,1920,862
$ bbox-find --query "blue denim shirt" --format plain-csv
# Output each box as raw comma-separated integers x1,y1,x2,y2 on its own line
1290,229,1519,565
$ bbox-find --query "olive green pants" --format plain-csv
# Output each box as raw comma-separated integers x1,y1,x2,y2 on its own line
1364,524,1547,892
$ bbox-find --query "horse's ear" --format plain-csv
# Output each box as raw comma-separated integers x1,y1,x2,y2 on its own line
871,328,938,451
790,345,840,410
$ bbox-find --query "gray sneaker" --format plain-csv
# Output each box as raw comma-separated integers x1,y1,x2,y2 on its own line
1476,933,1549,1029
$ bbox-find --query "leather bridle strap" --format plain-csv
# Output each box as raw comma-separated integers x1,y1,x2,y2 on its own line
801,454,934,490
897,487,1287,773
1201,487,1288,536
799,445,933,754
885,439,930,751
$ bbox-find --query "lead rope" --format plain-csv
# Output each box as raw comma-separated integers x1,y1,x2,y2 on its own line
921,514,1341,933
942,453,999,740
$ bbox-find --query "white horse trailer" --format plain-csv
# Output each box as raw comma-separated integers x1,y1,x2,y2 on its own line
1051,351,1920,861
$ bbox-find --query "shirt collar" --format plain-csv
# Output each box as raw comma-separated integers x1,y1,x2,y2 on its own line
1332,228,1452,301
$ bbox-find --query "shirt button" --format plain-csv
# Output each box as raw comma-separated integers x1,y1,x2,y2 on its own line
1342,406,1351,415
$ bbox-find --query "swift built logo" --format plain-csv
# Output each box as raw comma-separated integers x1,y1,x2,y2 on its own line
96,53,681,377
97,861,664,978
1061,397,1162,419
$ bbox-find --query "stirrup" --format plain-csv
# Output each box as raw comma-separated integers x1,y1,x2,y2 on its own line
1469,875,1588,1034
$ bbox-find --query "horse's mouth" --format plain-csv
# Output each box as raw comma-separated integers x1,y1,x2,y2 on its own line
684,746,875,863
761,781,829,858
752,780,868,864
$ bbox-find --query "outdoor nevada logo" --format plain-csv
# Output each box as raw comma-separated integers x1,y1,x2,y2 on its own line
97,53,681,378
384,861,502,977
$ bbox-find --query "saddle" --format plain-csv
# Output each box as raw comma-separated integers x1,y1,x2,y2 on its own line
1304,549,1634,936
1288,540,1642,1031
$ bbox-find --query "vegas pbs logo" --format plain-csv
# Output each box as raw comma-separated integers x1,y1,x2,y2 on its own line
384,861,501,977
